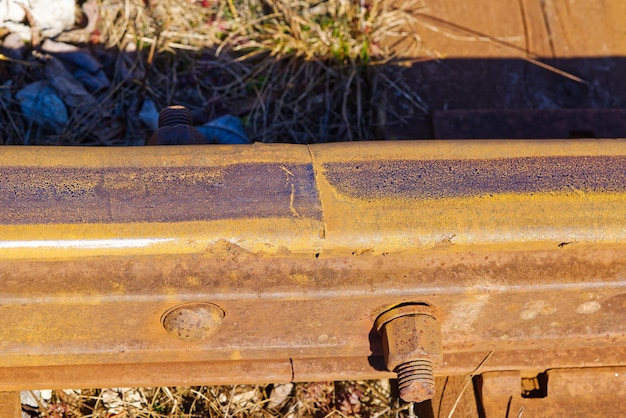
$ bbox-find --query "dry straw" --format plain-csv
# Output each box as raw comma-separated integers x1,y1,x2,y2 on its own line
93,0,426,143
0,0,427,144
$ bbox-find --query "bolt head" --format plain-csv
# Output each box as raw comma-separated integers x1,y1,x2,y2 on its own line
381,314,442,371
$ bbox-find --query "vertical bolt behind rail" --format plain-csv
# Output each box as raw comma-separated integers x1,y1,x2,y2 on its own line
148,105,207,145
158,105,193,127
375,304,443,403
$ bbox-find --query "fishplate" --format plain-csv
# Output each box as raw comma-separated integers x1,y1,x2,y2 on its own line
0,140,625,403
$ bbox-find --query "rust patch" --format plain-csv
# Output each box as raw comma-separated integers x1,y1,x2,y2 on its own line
0,163,321,224
604,293,626,315
323,156,626,199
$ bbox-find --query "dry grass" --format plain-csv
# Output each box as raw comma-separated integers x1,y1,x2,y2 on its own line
25,380,423,417
0,0,428,145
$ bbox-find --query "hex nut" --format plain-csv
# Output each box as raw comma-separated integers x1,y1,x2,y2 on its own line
380,314,443,372
162,302,225,342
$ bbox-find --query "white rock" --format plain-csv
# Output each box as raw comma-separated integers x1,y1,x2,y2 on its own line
20,390,43,408
100,388,124,414
268,383,293,409
0,0,24,24
21,390,46,418
40,390,52,401
121,388,143,409
229,389,258,409
0,0,75,40
100,388,144,415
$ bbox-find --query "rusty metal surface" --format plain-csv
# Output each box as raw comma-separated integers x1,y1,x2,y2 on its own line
390,0,626,59
0,140,625,389
0,361,294,390
413,376,479,418
480,367,626,417
0,392,20,418
148,105,207,145
8,347,626,391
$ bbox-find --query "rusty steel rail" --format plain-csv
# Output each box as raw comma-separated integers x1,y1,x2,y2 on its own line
1,140,626,394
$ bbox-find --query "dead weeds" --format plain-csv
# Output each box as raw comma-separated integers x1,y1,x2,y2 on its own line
25,380,418,418
0,0,428,145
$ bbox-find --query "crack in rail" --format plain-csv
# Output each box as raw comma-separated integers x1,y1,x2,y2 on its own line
306,144,327,242
280,166,302,219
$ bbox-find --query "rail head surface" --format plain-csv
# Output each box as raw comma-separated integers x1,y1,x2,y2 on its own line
1,139,626,390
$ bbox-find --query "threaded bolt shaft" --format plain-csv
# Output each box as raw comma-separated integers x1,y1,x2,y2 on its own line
158,105,193,127
396,358,435,403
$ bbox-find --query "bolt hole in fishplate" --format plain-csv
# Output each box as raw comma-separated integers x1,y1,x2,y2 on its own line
521,372,548,399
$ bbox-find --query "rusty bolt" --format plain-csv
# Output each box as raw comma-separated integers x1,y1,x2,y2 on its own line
148,105,207,145
161,302,225,342
375,304,442,403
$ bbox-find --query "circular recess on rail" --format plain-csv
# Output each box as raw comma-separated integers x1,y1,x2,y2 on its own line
161,302,225,342
576,301,601,315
